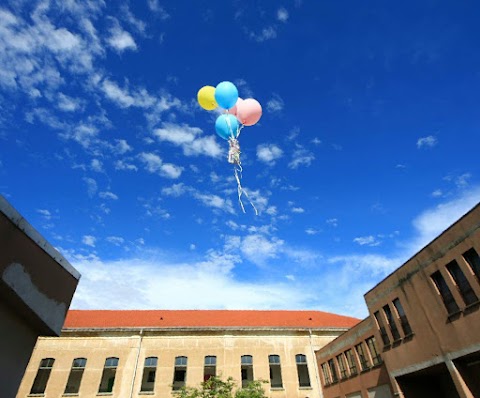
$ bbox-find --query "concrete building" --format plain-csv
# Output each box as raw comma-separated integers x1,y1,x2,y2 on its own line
16,310,359,398
316,203,480,398
0,196,80,398
316,318,394,398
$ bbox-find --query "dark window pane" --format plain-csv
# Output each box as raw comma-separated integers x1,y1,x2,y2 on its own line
344,349,357,375
328,359,338,382
336,354,348,379
241,355,253,365
355,343,370,371
392,299,413,336
374,311,390,346
446,260,478,305
30,358,55,394
431,271,461,314
383,305,401,340
321,363,331,385
464,248,480,281
366,337,382,366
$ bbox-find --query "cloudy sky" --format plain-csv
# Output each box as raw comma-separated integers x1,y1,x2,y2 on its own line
1,1,480,318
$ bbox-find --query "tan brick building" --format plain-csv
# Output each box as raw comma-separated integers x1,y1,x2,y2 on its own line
17,310,359,398
316,203,480,398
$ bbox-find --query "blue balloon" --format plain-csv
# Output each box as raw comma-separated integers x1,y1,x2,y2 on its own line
215,81,239,110
215,114,239,140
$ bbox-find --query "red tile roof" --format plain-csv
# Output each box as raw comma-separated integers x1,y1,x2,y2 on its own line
64,310,360,330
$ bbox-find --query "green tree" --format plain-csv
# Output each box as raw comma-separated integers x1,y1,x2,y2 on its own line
178,376,267,398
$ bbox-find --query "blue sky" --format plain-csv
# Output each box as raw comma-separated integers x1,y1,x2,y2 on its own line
1,0,480,318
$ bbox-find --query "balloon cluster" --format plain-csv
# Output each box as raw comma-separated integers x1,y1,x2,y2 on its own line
197,81,262,141
197,81,261,215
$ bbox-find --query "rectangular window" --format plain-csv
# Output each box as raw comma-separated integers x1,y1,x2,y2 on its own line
64,358,86,394
328,359,338,383
173,356,187,390
321,363,331,385
374,311,390,346
336,353,348,379
464,248,480,281
204,356,216,382
355,343,370,371
30,358,54,394
268,355,283,388
431,270,460,314
295,354,311,387
241,355,254,388
446,260,478,305
365,337,381,366
141,357,158,392
344,349,357,376
98,357,118,393
392,298,413,336
383,304,401,341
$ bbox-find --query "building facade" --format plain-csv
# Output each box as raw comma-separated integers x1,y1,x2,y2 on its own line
316,203,480,398
316,318,394,398
0,196,80,398
17,310,359,398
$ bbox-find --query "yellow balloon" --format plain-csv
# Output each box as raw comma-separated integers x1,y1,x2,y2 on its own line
197,86,218,111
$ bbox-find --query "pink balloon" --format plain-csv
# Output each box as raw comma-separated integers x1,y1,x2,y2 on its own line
227,98,243,116
236,98,262,126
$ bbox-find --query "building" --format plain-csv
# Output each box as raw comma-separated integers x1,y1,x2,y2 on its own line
316,203,480,398
0,196,80,398
17,310,359,398
316,318,394,398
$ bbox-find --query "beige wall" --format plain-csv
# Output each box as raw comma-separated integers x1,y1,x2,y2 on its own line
18,329,343,398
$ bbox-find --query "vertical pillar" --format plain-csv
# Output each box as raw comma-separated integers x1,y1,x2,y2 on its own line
445,359,474,398
391,377,405,398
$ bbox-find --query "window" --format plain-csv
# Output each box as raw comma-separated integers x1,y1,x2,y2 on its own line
321,363,331,385
336,353,348,379
295,354,311,387
98,357,118,393
328,359,338,383
268,355,283,388
431,270,460,314
383,304,401,341
241,355,254,388
355,343,370,371
464,248,480,282
446,260,478,305
374,311,390,346
392,298,413,336
204,356,216,382
344,349,357,376
64,358,86,394
30,358,54,394
173,356,187,390
140,357,158,392
365,337,381,366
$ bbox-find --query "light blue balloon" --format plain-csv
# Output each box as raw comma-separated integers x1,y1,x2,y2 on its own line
215,81,239,110
215,114,239,140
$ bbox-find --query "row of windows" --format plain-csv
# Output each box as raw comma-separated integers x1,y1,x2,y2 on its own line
30,354,311,395
320,336,381,386
374,297,413,347
431,247,480,316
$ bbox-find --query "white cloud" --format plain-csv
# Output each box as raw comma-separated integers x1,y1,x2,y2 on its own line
431,189,443,198
248,26,277,42
106,236,125,246
37,209,52,220
99,191,118,200
153,123,223,158
266,94,284,113
147,0,170,19
107,23,137,53
277,8,289,22
312,137,322,145
139,152,183,179
82,235,96,247
353,235,381,247
289,148,315,169
417,135,437,148
305,228,319,235
69,250,313,310
113,139,132,155
83,177,97,197
291,207,305,214
193,193,235,214
256,144,283,165
326,218,338,227
162,183,188,197
90,159,103,172
57,93,82,112
115,159,138,171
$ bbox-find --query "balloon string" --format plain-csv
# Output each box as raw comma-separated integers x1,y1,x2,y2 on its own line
228,138,258,215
